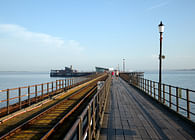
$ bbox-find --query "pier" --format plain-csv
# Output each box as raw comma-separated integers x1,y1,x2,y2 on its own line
0,73,194,140
99,77,194,140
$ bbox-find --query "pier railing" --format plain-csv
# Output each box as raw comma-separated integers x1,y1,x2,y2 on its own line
64,75,111,140
0,78,86,117
120,73,195,122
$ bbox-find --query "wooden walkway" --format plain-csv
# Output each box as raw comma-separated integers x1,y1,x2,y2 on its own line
100,78,195,140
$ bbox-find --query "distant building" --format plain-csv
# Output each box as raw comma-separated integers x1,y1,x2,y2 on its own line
95,67,109,73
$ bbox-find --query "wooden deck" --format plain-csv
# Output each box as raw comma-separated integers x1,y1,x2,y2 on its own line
99,77,195,140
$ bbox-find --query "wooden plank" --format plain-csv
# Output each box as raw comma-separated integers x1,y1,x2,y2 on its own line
99,78,195,140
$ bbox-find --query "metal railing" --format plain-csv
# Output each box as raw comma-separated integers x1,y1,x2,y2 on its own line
64,75,111,140
0,78,80,117
120,73,195,122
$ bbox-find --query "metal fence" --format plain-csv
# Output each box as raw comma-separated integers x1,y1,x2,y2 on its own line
120,73,195,122
64,75,111,140
0,79,76,117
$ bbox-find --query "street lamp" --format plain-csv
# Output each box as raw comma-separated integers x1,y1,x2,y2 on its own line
123,59,125,72
158,21,164,101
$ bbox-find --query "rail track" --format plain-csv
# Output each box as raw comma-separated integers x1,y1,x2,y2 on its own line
0,74,107,140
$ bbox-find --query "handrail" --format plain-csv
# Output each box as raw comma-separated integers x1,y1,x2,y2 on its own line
0,76,97,117
64,75,111,140
119,73,195,123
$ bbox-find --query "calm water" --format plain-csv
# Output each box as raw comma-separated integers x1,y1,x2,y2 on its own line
0,71,194,121
0,71,86,90
144,70,195,91
144,70,195,121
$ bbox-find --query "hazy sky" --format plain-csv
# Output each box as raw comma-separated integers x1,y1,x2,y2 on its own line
0,0,195,71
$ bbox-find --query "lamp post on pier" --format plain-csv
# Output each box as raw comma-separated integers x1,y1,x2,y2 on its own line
158,21,164,101
123,59,125,72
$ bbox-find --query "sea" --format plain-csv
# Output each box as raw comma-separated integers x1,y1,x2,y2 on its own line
0,71,86,90
144,70,195,91
144,70,195,122
0,70,194,121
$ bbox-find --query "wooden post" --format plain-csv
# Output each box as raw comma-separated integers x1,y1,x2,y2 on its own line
147,80,149,94
7,89,10,114
186,89,190,119
176,87,179,113
163,84,165,104
145,79,146,92
19,87,21,109
169,85,172,108
28,86,30,106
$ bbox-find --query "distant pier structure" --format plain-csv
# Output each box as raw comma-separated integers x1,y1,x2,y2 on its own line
50,66,95,77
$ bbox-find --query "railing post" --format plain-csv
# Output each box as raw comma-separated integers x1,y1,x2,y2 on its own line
35,85,38,102
88,105,92,140
56,80,58,91
145,79,146,92
78,116,83,140
142,78,144,91
150,81,152,96
19,87,21,109
176,87,179,113
147,80,149,94
163,84,165,104
47,83,49,98
7,89,10,114
65,79,67,91
68,79,70,89
52,82,54,95
62,80,64,89
41,84,44,100
153,82,156,99
169,85,171,108
158,83,161,101
92,100,96,138
186,89,190,119
28,86,30,106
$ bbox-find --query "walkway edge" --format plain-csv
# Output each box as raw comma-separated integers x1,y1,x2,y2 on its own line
96,80,111,140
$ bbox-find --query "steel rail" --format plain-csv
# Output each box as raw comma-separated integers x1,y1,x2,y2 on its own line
0,83,96,139
41,86,97,140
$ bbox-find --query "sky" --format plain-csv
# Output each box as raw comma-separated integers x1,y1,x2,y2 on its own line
0,0,195,72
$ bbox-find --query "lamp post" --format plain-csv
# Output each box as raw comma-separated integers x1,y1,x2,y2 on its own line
158,21,164,101
123,59,125,72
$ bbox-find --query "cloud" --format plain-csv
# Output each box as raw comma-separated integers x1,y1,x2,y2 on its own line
0,24,83,50
147,2,169,11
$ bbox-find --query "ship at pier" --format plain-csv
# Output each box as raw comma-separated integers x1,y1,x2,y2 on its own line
50,66,95,77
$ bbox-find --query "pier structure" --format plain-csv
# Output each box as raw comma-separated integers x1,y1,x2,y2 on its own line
0,72,194,140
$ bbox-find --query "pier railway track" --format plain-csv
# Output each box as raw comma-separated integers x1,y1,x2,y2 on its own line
0,74,107,140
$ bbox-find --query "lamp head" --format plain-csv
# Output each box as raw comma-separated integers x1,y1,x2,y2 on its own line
158,21,164,33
